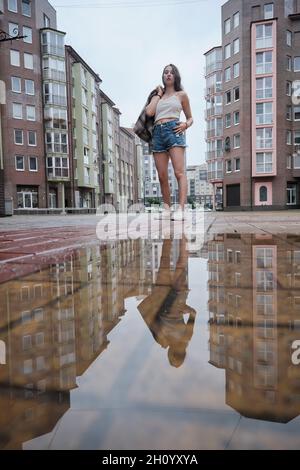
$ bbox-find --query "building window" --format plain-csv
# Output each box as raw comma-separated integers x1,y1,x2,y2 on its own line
256,102,273,125
24,53,33,70
233,11,240,28
17,187,38,209
287,105,292,120
10,50,20,67
29,157,38,172
234,86,240,101
226,160,232,172
233,38,239,54
14,129,23,145
294,131,300,145
8,0,18,12
234,158,240,171
294,57,300,72
294,106,300,121
26,105,35,121
225,90,231,105
256,152,273,173
287,184,297,205
256,77,272,99
225,67,231,82
259,186,268,202
285,0,295,16
224,44,231,60
287,55,292,71
233,134,240,148
224,18,231,35
225,113,231,128
11,76,21,93
44,108,67,130
47,156,69,178
234,111,240,125
9,22,19,37
264,3,274,19
23,26,32,43
21,0,31,17
294,154,300,168
44,14,50,27
287,30,292,46
286,81,292,96
256,128,273,149
46,132,68,154
28,130,36,146
256,24,272,49
15,155,25,171
287,130,292,145
13,103,22,119
233,62,239,78
287,155,292,169
256,51,272,74
25,79,35,95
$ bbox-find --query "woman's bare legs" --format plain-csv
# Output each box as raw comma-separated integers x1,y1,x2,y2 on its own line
153,152,171,209
168,147,187,210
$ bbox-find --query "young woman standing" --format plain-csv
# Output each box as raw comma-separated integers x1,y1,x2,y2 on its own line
145,64,193,221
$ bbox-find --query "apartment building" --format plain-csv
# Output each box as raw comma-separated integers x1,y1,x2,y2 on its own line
65,46,102,209
205,0,300,210
0,0,57,213
186,163,213,206
207,233,300,422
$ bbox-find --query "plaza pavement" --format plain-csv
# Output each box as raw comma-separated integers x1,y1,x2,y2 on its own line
0,210,300,283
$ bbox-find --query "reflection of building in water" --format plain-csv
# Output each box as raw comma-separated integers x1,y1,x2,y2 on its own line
207,233,300,423
0,239,146,449
0,255,75,449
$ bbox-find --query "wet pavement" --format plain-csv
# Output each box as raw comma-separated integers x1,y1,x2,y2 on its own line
1,214,300,449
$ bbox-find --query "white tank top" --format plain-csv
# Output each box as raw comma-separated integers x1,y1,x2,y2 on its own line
154,94,183,123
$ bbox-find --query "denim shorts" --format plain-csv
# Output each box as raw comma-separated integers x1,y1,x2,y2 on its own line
152,120,187,153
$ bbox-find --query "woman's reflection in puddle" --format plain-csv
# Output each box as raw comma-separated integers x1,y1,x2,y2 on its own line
138,236,196,367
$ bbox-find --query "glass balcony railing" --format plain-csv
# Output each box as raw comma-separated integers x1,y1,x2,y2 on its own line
208,170,224,181
205,106,223,119
205,61,223,76
204,83,222,97
43,69,66,82
205,150,223,161
42,44,65,57
206,128,223,139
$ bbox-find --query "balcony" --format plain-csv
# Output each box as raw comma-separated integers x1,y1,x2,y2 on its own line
45,95,67,107
42,44,65,57
43,69,66,82
205,61,223,77
205,106,223,119
206,128,223,140
208,170,224,181
205,150,223,161
47,168,70,180
204,83,222,97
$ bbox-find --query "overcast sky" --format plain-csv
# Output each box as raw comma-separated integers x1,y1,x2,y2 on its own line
51,0,225,166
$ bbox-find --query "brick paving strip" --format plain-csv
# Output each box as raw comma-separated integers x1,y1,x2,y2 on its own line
0,211,299,283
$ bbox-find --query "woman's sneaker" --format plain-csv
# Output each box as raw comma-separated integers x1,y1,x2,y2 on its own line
155,209,171,220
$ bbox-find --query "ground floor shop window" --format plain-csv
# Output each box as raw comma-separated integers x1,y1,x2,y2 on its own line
287,184,297,205
17,186,38,208
49,189,57,208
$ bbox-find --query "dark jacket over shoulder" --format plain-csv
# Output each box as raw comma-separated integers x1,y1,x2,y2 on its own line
133,89,157,145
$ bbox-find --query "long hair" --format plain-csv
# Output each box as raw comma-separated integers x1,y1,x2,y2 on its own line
162,64,184,92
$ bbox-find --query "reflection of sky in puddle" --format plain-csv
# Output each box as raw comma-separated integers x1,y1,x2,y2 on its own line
1,234,300,449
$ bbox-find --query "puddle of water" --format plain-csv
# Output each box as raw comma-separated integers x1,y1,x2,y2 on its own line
0,234,300,449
